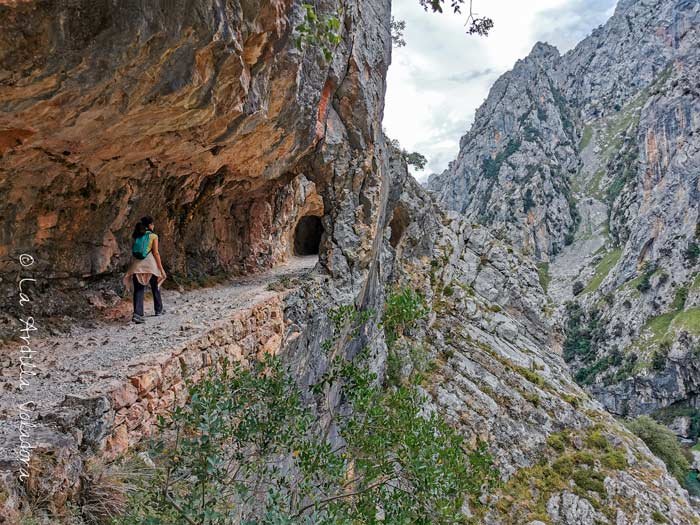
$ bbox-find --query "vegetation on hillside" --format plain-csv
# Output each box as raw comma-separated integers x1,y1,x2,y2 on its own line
626,416,690,484
116,289,497,524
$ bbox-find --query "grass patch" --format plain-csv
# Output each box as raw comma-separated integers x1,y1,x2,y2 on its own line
514,365,545,386
490,426,626,523
537,263,551,293
586,169,606,199
583,248,622,294
579,125,593,150
673,308,700,334
636,307,700,358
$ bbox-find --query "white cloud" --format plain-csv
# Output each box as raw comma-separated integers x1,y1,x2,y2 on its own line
384,0,617,181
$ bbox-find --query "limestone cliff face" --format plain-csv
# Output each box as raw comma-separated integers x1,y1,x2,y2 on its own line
1,1,699,524
389,152,698,525
428,42,578,261
429,0,700,434
0,0,390,327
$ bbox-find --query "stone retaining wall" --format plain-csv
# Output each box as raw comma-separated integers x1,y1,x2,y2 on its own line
0,295,286,521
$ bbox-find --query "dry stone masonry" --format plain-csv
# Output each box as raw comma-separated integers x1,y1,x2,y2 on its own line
1,0,699,523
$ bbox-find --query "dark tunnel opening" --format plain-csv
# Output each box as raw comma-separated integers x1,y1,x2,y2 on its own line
294,215,323,256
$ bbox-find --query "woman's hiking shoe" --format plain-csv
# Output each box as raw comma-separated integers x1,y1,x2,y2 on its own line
154,310,166,316
132,314,146,324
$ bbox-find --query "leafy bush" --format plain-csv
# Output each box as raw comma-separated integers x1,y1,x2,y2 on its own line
563,303,601,365
601,450,628,470
626,416,690,483
685,242,700,265
574,352,621,385
547,433,566,452
636,262,657,293
383,288,428,347
651,345,668,371
295,4,342,61
119,297,495,524
573,468,606,494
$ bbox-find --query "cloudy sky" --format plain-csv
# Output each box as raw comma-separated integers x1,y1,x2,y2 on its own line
384,0,618,180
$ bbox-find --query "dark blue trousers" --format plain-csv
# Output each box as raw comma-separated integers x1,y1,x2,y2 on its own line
132,274,162,316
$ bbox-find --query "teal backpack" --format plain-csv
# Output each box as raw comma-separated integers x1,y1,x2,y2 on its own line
132,232,153,260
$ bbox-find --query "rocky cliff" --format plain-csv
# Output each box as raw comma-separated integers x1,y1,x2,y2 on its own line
427,41,579,260
0,0,390,332
1,0,699,524
429,0,700,442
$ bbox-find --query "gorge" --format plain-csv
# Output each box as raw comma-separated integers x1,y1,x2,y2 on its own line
0,0,699,524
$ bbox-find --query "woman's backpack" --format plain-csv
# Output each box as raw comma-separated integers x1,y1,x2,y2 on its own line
132,232,153,260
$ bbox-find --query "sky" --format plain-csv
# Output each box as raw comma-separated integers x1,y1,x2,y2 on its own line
383,0,618,180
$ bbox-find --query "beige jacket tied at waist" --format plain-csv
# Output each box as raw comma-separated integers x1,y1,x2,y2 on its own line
123,252,165,291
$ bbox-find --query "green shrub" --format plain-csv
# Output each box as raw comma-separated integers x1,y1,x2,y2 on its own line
685,242,700,264
573,468,606,494
636,262,657,293
572,451,595,466
295,4,342,61
585,430,609,450
482,139,521,179
119,347,499,524
575,352,621,386
552,456,574,477
651,346,668,371
563,303,601,364
383,287,427,347
547,433,567,452
672,285,689,311
601,450,628,470
626,416,690,483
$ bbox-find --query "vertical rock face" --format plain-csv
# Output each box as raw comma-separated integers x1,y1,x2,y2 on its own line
2,0,700,523
429,0,700,431
0,0,391,327
428,42,578,260
384,153,698,524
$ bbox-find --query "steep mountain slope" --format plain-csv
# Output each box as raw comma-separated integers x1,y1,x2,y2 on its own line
388,156,697,524
1,0,699,523
428,42,579,260
429,0,700,439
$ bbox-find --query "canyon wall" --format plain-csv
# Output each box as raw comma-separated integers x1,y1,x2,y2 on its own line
1,0,699,523
429,0,700,436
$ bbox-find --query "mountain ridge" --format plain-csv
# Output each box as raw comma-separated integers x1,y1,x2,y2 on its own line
428,0,700,438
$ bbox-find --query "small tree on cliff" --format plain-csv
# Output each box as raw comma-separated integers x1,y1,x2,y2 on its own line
389,138,428,171
295,1,492,59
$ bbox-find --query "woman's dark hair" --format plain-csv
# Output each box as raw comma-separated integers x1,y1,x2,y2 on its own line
132,216,154,239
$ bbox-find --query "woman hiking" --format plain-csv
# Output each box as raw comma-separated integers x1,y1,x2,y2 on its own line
124,216,167,323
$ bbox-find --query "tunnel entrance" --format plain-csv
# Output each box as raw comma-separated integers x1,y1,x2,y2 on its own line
294,215,323,255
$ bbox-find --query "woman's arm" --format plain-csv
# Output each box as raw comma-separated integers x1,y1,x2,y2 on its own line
152,236,167,281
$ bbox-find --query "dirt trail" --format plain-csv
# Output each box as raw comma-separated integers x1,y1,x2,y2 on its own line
0,256,316,421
